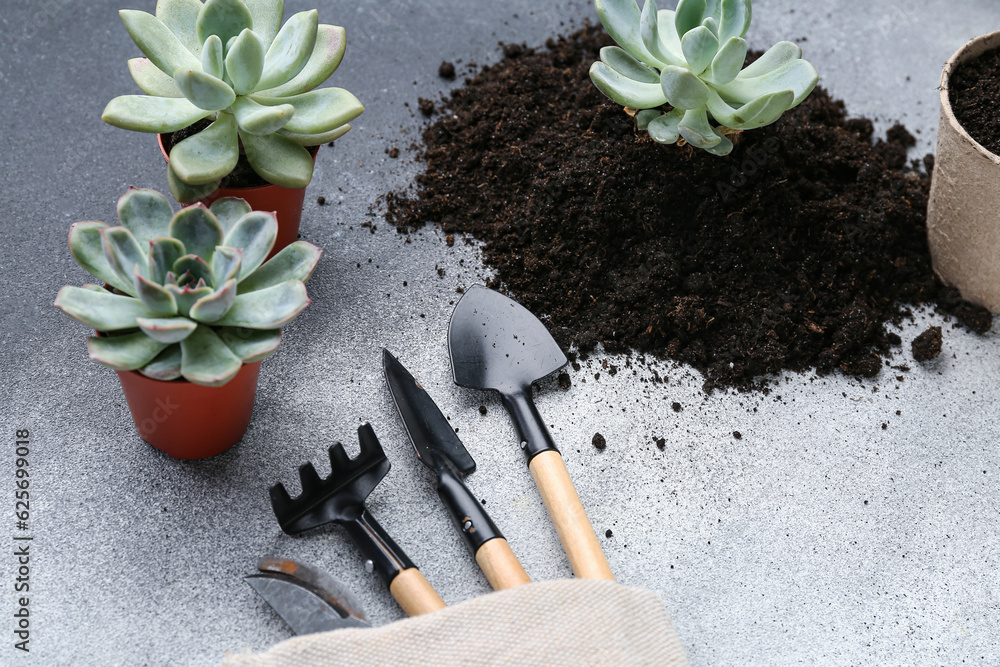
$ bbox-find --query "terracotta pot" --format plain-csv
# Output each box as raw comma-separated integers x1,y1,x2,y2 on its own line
927,30,1000,313
114,361,262,460
157,134,310,257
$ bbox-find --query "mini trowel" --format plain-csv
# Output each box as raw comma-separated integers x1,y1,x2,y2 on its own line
448,285,614,581
382,348,531,591
245,558,370,635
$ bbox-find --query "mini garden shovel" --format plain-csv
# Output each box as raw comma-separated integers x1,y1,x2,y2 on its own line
383,348,531,591
448,285,614,581
268,424,447,616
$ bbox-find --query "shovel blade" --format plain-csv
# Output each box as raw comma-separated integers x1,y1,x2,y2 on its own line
448,285,567,394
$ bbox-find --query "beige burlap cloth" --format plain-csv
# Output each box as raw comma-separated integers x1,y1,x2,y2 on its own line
222,579,688,666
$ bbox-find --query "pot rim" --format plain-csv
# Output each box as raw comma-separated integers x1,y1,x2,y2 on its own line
940,29,1000,165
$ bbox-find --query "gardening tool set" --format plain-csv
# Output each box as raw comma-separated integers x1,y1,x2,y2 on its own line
249,285,613,633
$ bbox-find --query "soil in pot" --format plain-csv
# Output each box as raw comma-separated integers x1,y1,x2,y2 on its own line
384,25,992,392
948,46,1000,155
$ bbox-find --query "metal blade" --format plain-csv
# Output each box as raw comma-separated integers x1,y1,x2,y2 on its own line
382,348,476,475
257,558,368,621
246,561,369,636
448,285,567,393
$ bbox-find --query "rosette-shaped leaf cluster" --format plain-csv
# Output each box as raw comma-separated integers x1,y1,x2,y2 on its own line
590,0,818,155
102,0,364,201
55,188,321,386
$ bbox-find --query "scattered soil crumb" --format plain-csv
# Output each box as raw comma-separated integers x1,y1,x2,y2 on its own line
655,437,666,450
605,529,613,538
417,97,435,116
316,196,326,205
478,405,488,415
672,402,682,412
439,61,456,79
592,432,606,450
912,326,943,361
446,233,455,247
733,431,742,439
558,372,572,389
388,146,399,158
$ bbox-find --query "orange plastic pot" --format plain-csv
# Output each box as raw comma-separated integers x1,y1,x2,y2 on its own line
114,361,262,460
157,135,310,257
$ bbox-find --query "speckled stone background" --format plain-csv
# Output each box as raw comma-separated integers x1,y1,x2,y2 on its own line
1,1,998,665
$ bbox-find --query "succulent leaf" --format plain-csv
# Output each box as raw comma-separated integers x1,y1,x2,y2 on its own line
156,0,205,55
277,123,350,146
639,0,683,68
196,0,254,48
225,28,266,95
118,188,175,247
256,24,346,97
180,325,243,386
167,162,221,203
238,241,321,292
674,0,707,38
241,0,284,46
710,0,752,42
214,279,308,329
740,41,801,78
217,327,281,362
211,246,243,284
594,0,659,66
102,227,151,286
678,107,722,149
240,131,313,188
201,34,224,79
55,286,158,331
635,109,661,131
102,95,211,133
166,282,214,317
660,65,710,110
589,61,668,109
138,344,183,380
256,10,319,90
708,36,747,85
134,271,180,316
721,55,818,106
169,113,239,185
69,222,135,295
706,88,794,129
223,211,278,279
254,87,362,134
680,25,719,75
173,254,215,287
128,58,184,97
149,237,187,284
209,198,253,233
136,316,198,344
600,46,659,84
120,10,202,76
647,109,685,144
169,205,224,261
232,96,294,135
189,278,238,322
87,332,170,371
174,68,237,111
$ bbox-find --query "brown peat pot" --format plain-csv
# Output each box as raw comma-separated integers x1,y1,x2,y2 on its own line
927,30,1000,313
157,134,311,258
114,361,262,460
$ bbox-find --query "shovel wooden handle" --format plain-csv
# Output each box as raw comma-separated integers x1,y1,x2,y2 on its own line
475,538,531,590
389,568,446,616
529,450,614,580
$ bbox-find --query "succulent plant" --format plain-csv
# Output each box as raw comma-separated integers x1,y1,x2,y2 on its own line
55,188,320,386
590,0,818,155
102,0,364,202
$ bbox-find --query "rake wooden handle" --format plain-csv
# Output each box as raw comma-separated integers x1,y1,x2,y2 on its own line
475,537,531,590
529,450,614,581
389,568,446,616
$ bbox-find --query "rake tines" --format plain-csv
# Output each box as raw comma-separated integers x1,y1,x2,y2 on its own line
269,423,391,535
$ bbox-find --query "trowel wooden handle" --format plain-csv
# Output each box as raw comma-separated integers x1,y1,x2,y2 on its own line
529,450,614,580
389,568,447,616
475,537,531,590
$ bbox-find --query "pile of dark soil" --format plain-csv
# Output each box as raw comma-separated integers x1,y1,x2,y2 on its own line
949,46,1000,155
385,25,991,391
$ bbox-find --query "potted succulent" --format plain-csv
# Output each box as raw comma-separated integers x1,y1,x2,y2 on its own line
589,0,818,155
927,29,1000,313
55,187,320,459
102,0,364,255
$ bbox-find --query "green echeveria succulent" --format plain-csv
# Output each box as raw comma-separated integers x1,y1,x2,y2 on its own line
55,188,320,386
591,0,818,155
102,0,364,202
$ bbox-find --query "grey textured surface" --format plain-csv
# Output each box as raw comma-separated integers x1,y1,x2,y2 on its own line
1,0,998,665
